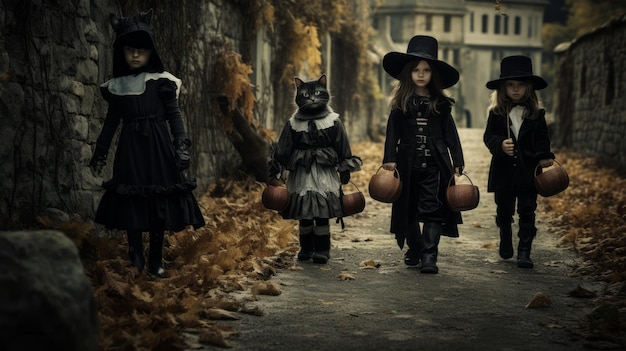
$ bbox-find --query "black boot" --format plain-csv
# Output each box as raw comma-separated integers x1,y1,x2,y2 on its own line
148,230,166,277
497,219,514,259
404,221,422,266
420,222,441,274
312,225,331,264
297,224,315,261
127,230,145,272
517,225,536,268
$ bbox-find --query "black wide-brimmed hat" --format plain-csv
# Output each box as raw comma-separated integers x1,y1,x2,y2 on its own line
109,9,164,77
486,55,547,90
383,35,459,88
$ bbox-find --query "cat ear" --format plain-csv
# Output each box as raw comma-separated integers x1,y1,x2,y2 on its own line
294,77,304,89
141,9,153,24
109,14,119,30
318,74,327,87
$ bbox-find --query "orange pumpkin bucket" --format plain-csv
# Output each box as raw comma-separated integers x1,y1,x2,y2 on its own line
341,181,366,216
368,166,402,203
446,173,480,212
534,160,569,197
262,182,290,211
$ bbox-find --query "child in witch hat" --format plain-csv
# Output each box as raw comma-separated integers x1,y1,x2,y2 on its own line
483,55,555,268
381,35,465,274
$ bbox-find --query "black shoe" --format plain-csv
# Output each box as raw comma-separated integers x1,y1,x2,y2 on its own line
499,239,514,259
148,265,166,278
297,250,314,261
404,248,420,266
420,253,439,274
517,250,534,268
312,251,330,264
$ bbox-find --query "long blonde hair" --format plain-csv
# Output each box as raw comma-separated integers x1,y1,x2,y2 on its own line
487,80,540,119
390,59,453,115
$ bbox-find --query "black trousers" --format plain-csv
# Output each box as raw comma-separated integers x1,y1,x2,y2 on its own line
494,190,537,235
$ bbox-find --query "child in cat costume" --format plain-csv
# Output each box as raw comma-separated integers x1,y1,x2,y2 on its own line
269,74,362,264
89,9,205,277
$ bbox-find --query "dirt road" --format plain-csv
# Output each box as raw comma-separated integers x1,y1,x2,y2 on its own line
221,128,600,351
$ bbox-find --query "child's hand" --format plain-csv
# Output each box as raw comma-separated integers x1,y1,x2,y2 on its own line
501,138,514,156
382,162,396,171
539,159,554,168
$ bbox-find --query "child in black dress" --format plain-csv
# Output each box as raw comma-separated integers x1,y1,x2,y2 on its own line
483,55,554,268
381,35,465,274
89,10,205,277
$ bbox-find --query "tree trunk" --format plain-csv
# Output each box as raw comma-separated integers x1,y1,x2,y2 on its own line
218,96,269,183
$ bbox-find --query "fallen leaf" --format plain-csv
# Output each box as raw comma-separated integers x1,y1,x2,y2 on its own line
338,272,356,280
359,259,381,268
567,284,596,298
204,308,240,320
525,292,551,308
252,281,281,296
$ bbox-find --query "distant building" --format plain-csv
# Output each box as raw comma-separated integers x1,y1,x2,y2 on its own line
370,0,548,128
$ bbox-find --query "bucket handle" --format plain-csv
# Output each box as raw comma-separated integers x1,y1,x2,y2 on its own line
375,166,401,181
534,159,563,177
341,180,362,193
448,172,475,187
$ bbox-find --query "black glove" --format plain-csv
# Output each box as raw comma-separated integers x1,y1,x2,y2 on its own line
267,158,281,183
89,153,106,176
174,137,191,171
339,170,350,185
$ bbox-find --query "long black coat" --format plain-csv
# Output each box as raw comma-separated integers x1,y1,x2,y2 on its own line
383,98,464,245
483,108,554,193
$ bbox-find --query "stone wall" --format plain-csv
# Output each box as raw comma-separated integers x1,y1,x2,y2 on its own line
553,15,626,169
0,0,373,227
0,0,244,226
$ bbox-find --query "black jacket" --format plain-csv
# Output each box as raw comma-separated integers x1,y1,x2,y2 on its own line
383,97,464,244
483,108,554,193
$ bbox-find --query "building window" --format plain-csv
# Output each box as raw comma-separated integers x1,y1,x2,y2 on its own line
482,14,488,33
470,12,474,32
527,16,532,38
503,15,509,34
390,14,403,42
425,14,433,31
443,48,449,61
494,15,501,34
514,16,521,35
444,15,451,32
453,49,460,67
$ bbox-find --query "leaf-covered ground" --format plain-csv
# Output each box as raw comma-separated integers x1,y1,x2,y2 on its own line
49,141,625,350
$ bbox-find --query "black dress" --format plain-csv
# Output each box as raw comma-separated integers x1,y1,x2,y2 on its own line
273,111,362,220
93,72,205,232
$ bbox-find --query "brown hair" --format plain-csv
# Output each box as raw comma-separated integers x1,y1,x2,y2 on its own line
389,59,453,115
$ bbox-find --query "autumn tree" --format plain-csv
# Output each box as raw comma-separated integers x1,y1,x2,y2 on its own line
540,0,626,110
